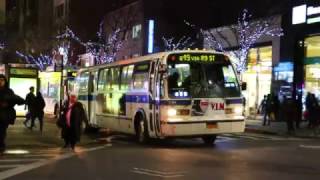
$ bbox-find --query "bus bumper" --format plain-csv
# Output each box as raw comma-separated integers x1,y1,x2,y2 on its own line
160,119,245,137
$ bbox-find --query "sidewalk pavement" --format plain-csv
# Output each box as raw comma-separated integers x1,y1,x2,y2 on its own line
6,115,108,150
245,116,320,138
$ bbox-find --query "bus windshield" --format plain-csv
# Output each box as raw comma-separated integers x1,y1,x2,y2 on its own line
167,53,241,98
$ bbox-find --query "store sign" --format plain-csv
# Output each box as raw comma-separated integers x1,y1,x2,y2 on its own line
10,68,37,76
292,4,320,25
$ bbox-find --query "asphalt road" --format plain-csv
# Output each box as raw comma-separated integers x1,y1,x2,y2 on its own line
3,133,320,180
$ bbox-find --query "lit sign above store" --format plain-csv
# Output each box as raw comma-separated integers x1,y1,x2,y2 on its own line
292,4,320,25
148,20,154,54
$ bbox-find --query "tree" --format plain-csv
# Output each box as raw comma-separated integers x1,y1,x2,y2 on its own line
84,21,122,64
202,9,283,73
162,36,195,51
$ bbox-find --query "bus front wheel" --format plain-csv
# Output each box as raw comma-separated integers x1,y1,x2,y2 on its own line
202,135,217,145
135,118,149,144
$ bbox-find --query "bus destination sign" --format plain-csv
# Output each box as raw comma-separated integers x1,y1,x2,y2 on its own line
169,54,216,63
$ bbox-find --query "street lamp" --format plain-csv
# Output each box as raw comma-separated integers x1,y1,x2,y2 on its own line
57,34,71,118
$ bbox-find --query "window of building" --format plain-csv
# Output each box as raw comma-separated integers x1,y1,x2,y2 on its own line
132,24,142,39
56,4,64,18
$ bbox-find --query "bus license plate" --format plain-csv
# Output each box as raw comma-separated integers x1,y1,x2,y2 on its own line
206,123,218,129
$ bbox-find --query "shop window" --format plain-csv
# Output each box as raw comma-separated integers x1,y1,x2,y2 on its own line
305,36,320,58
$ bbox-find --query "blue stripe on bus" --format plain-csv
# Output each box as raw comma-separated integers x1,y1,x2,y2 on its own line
78,95,95,101
158,100,192,105
125,95,150,103
226,98,243,104
78,94,242,105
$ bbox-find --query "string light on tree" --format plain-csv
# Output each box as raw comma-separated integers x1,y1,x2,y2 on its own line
16,51,53,71
199,9,283,73
162,36,195,51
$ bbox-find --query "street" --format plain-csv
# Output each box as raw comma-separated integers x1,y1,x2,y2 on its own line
1,118,319,180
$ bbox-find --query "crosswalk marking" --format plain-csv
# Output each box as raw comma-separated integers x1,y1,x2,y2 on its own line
0,159,45,163
131,168,186,178
0,145,108,180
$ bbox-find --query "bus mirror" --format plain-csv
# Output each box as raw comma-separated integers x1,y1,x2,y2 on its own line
241,82,247,91
158,64,167,73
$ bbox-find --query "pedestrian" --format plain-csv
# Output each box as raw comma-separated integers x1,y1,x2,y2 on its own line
32,91,45,132
282,96,297,135
258,95,267,115
263,94,274,126
310,94,319,129
272,94,280,121
59,93,86,150
24,86,36,129
0,74,25,155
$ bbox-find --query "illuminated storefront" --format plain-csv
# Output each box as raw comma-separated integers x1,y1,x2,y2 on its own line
8,66,38,116
304,36,320,99
242,46,273,114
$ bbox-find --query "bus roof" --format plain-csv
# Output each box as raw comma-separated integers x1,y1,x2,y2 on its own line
78,50,224,72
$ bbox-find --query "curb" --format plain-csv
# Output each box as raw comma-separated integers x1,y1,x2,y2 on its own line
245,127,279,135
245,127,320,139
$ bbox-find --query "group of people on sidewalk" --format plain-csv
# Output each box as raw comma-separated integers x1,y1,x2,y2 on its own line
0,74,87,155
258,94,280,126
258,91,320,135
305,92,320,130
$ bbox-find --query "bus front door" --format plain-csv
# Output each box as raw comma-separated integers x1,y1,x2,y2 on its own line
150,60,162,137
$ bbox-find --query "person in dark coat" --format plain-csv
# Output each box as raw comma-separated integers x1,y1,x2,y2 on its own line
33,92,46,132
60,94,86,150
282,96,297,135
0,74,25,154
24,86,36,129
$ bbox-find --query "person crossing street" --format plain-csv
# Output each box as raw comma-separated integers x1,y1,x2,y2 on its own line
0,74,25,155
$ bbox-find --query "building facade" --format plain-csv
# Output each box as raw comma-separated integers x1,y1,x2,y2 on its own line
102,0,214,61
203,15,282,115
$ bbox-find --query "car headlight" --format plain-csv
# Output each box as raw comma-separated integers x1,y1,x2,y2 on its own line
167,108,177,117
234,107,243,114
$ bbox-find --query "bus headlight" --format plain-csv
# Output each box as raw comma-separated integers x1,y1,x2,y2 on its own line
234,107,243,114
167,108,177,117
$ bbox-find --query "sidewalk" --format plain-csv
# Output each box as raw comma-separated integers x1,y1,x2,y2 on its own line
6,115,107,150
245,116,320,138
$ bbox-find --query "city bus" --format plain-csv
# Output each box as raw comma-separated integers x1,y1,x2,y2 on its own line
75,50,245,144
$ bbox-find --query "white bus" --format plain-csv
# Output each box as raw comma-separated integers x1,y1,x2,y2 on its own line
75,50,245,144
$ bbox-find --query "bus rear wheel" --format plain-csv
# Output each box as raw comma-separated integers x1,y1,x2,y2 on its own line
136,118,149,144
202,135,217,145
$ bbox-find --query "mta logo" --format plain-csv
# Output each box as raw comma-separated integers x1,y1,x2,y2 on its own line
211,103,225,110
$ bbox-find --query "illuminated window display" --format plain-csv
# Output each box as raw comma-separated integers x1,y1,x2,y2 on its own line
304,36,320,100
242,46,272,114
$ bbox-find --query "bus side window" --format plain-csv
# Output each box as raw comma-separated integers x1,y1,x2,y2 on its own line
120,65,134,90
98,69,106,91
79,72,89,94
112,67,120,90
106,69,112,90
133,63,149,90
120,66,129,90
127,65,134,90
